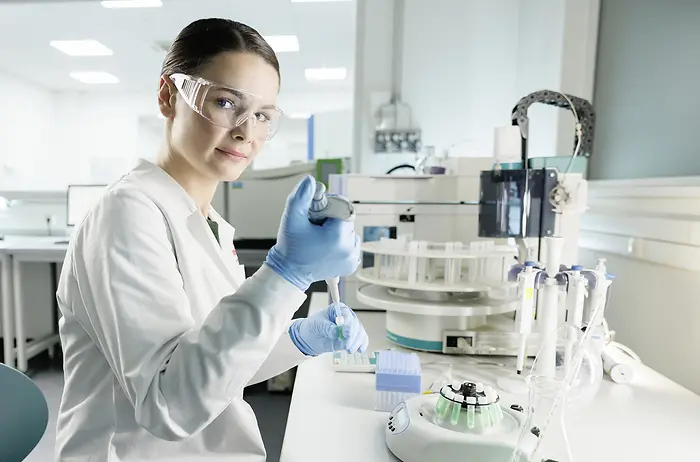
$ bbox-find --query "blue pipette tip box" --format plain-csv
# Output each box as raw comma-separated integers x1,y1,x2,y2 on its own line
374,351,422,411
375,350,422,392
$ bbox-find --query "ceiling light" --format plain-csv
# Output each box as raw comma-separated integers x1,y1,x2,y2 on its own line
101,0,163,8
291,0,351,3
305,67,347,81
69,71,119,84
288,113,312,119
50,40,113,57
263,35,300,53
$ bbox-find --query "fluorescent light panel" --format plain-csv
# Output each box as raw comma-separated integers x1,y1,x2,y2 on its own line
305,67,347,81
50,40,113,57
289,113,312,119
101,0,163,8
70,71,119,84
263,35,300,53
291,0,351,2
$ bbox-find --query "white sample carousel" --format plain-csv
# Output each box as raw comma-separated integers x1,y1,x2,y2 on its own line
356,237,539,357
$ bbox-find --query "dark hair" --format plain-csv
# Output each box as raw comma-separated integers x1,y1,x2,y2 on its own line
161,18,280,82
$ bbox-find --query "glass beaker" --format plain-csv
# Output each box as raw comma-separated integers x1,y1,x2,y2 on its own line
510,324,604,462
509,374,572,462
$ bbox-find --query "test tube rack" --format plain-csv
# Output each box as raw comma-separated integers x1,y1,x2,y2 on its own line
356,237,525,356
358,237,518,294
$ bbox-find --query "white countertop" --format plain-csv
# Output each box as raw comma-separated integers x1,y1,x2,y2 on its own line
0,235,69,249
280,293,700,462
0,235,69,260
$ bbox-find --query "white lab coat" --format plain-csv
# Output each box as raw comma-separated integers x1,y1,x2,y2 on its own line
54,159,309,462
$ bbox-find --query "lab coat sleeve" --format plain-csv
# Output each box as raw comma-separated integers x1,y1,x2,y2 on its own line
71,188,307,441
247,324,309,386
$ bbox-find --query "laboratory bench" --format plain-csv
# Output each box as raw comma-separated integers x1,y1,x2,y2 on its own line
280,292,700,462
1,235,68,372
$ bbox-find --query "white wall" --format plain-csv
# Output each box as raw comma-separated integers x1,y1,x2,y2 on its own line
0,81,158,191
579,177,700,393
402,0,520,153
514,0,599,160
51,92,157,186
0,72,55,189
353,0,600,174
354,0,523,174
590,0,700,180
314,109,353,160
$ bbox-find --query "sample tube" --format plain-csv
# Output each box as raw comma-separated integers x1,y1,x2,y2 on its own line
450,395,464,426
466,397,476,429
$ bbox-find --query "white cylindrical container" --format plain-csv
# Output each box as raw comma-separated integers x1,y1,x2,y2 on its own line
602,347,634,384
407,241,419,284
544,237,565,277
536,278,560,377
493,126,522,162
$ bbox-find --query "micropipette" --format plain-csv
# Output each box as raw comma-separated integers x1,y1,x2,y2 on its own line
307,181,356,342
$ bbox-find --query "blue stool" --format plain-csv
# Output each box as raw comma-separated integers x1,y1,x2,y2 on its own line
0,363,49,461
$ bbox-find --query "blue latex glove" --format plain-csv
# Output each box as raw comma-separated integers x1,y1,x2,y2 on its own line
265,176,360,291
289,303,369,357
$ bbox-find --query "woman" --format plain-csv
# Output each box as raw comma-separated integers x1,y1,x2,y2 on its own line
54,18,368,462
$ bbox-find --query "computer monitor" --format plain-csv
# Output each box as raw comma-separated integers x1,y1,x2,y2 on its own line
66,185,107,227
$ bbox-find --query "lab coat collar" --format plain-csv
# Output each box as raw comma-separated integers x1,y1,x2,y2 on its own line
128,159,199,221
127,159,243,286
207,207,241,274
207,207,236,241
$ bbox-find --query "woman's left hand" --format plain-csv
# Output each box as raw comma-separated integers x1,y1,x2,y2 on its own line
289,303,369,356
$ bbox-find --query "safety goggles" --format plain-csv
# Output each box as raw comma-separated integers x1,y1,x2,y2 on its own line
170,73,283,141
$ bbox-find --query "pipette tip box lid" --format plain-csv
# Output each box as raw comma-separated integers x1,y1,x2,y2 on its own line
375,350,422,393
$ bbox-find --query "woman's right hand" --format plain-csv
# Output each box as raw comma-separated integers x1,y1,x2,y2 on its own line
264,176,361,291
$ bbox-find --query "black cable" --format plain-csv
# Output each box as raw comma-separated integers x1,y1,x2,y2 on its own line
385,164,416,175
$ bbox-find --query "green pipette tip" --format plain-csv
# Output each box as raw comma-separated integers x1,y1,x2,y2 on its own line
336,316,345,340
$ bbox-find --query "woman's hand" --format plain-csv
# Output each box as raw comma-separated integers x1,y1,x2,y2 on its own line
289,303,369,356
265,176,360,291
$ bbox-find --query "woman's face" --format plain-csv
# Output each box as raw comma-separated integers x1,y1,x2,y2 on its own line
160,51,280,181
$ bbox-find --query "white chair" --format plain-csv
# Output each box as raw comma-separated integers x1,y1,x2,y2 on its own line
0,363,49,461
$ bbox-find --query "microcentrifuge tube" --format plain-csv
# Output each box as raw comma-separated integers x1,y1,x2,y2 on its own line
441,404,452,420
466,397,476,429
486,390,503,424
488,403,499,425
435,395,447,415
482,406,492,429
441,392,455,420
450,396,463,426
477,408,488,430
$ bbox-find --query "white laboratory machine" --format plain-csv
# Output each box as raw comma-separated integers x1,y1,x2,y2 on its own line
330,89,593,361
375,90,608,462
386,381,532,462
329,157,499,308
329,161,588,358
213,162,316,242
